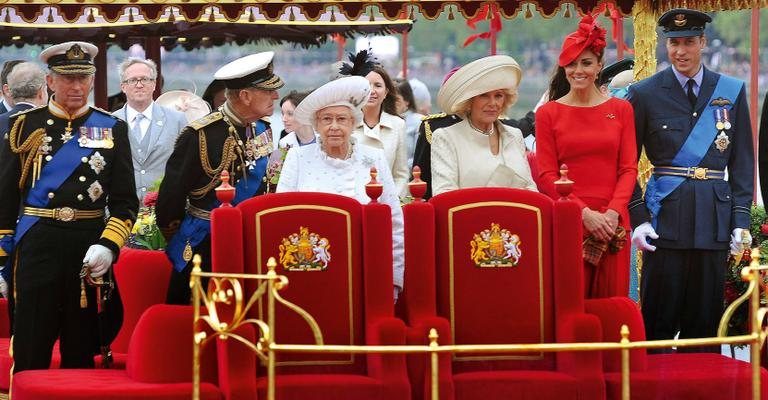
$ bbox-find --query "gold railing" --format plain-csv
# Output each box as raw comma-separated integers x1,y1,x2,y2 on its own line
192,250,768,400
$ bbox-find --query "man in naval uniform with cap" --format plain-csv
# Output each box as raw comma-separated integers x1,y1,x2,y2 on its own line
628,9,753,352
156,51,283,305
0,41,137,372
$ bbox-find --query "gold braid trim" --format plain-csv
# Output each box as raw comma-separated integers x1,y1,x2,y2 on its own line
425,120,434,145
190,129,239,198
8,114,45,190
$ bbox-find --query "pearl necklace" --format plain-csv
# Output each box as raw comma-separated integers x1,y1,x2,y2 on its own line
468,119,495,136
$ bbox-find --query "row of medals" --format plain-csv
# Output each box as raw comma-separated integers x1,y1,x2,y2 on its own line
713,108,732,153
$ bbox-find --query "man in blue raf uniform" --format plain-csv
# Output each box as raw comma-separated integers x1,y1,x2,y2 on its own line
628,9,753,352
0,41,138,372
156,51,283,305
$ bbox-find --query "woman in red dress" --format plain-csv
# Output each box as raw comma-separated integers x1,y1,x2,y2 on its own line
536,14,638,298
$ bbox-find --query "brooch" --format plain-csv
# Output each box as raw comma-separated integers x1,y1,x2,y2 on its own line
606,114,616,119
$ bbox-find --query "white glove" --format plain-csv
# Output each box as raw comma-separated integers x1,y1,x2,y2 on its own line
730,228,752,255
0,273,7,299
83,244,114,278
631,222,659,252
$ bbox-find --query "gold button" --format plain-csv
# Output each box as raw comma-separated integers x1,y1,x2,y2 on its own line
77,194,84,201
81,157,88,163
48,192,55,199
46,119,54,125
79,176,86,182
45,155,53,161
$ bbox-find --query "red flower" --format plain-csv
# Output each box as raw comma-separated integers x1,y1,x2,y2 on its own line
761,223,768,235
143,191,159,207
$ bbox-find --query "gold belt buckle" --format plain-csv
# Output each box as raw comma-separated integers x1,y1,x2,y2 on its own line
55,207,76,222
692,167,708,180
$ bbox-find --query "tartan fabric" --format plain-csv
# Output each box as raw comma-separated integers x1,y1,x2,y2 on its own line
583,226,627,266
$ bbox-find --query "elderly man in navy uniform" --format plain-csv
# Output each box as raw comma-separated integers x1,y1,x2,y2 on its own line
156,52,282,305
629,9,753,352
0,41,137,372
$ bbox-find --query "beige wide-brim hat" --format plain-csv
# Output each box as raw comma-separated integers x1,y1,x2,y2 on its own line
156,90,212,123
294,76,371,127
436,55,522,114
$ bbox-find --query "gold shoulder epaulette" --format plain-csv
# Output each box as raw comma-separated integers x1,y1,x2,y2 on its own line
91,106,118,118
190,111,222,130
421,113,447,121
260,115,271,124
11,104,46,117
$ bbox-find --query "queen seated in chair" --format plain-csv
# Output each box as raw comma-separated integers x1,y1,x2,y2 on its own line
276,76,405,302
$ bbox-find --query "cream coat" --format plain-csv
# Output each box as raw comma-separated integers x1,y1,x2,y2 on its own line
352,111,409,196
431,119,537,195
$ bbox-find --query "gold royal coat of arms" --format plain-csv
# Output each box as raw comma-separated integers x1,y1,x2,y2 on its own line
470,223,521,267
279,226,331,271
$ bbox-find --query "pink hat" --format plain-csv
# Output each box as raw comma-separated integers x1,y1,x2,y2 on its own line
558,14,607,67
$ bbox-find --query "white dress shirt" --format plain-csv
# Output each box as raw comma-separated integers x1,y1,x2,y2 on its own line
126,103,154,140
276,141,405,289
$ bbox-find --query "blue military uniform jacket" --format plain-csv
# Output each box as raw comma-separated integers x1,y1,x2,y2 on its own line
627,66,753,250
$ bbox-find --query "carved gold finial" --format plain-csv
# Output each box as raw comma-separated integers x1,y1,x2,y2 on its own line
193,254,202,273
365,166,383,203
620,324,629,342
554,163,574,200
267,256,277,273
215,170,235,207
408,165,427,201
428,328,439,345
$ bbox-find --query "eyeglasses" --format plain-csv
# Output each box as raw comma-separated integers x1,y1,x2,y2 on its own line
122,77,155,86
317,114,353,126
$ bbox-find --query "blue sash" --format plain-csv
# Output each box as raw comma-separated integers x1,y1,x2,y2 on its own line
645,75,742,228
2,111,115,276
166,121,270,272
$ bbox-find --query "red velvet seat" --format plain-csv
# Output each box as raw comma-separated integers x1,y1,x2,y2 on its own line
0,247,172,392
586,296,768,400
210,191,411,400
402,187,605,400
11,304,248,400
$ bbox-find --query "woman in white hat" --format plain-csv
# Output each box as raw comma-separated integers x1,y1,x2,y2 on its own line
430,55,537,195
535,15,637,298
276,76,405,302
340,52,409,197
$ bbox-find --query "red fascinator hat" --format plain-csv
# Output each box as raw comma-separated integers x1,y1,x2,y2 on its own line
558,14,607,67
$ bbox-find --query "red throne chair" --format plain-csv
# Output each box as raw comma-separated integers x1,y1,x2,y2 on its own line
402,186,605,400
209,190,411,400
586,296,768,400
11,303,253,399
0,247,172,392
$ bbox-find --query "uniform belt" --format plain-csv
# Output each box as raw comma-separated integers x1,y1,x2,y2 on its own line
653,166,725,180
23,206,105,222
187,205,211,221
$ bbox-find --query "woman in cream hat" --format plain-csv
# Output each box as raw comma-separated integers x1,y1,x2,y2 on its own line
535,14,637,298
430,55,537,195
276,76,405,302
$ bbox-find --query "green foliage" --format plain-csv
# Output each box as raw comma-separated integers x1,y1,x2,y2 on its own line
725,204,768,342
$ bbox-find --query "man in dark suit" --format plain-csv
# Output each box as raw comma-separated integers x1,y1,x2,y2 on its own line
758,92,768,203
0,62,48,137
628,9,753,352
156,51,282,305
0,41,137,372
0,60,24,114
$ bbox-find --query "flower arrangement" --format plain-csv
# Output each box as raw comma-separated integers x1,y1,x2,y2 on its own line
126,180,166,251
724,203,768,340
265,146,289,193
